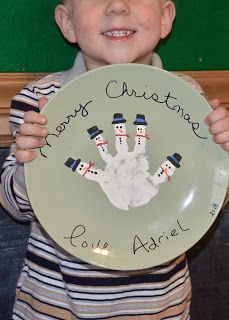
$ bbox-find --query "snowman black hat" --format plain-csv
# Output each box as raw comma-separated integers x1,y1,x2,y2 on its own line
133,114,147,126
65,157,81,172
87,126,103,139
112,113,127,124
167,153,182,168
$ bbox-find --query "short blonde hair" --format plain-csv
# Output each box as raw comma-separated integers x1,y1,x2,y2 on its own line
61,0,72,8
62,0,168,3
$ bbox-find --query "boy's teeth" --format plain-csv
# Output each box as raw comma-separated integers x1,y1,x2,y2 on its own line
104,30,134,37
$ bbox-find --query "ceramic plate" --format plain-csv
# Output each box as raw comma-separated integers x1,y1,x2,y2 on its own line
25,64,228,270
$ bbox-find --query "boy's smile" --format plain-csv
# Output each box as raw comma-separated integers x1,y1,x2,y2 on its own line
102,29,136,41
55,0,176,70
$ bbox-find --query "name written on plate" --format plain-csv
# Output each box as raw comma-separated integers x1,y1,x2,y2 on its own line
132,219,190,255
63,219,190,256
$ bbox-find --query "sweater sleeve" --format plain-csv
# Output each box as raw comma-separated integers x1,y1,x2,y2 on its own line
0,84,41,222
174,72,206,96
1,73,61,222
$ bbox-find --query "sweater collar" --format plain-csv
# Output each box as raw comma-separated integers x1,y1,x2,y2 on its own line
60,50,163,87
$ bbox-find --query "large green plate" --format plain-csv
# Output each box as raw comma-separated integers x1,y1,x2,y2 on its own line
25,64,228,270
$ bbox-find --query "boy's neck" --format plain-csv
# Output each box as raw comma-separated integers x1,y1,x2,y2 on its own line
60,51,163,88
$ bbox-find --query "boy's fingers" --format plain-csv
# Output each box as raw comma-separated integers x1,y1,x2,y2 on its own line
208,99,220,110
222,142,229,152
205,106,228,126
24,110,47,125
16,135,45,150
209,118,229,135
19,123,48,137
38,97,48,110
213,131,229,145
15,149,37,163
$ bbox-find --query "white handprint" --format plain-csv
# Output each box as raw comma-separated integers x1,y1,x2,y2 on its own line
65,113,182,211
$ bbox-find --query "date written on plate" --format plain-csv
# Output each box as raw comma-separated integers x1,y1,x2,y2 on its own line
209,203,219,216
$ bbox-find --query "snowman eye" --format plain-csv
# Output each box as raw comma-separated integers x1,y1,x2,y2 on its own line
81,164,84,168
116,125,119,129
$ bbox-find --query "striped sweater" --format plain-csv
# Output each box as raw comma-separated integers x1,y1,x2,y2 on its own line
1,52,203,320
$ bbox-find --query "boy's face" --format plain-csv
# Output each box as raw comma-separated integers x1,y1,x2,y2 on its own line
56,0,176,70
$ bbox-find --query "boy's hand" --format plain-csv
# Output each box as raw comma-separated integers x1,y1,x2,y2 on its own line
15,97,49,163
205,99,229,152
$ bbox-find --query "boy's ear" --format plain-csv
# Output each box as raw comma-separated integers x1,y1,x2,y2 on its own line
160,1,176,39
55,5,77,44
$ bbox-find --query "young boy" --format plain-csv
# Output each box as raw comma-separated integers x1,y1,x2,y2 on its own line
1,0,229,319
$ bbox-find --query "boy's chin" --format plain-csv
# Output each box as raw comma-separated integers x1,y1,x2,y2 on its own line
102,50,153,65
103,55,150,65
85,53,152,70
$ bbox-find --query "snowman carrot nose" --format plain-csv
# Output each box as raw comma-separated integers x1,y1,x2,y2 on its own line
161,166,172,182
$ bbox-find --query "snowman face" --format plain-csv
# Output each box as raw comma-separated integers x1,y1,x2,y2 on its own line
76,161,88,175
161,160,176,176
77,161,98,177
136,125,146,136
114,123,126,135
94,134,103,144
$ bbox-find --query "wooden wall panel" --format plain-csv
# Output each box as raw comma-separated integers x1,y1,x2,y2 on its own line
0,71,229,147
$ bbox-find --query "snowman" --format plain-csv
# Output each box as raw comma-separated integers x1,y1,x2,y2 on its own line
133,114,150,154
112,113,129,154
64,114,182,211
151,153,182,186
87,126,112,163
65,157,102,181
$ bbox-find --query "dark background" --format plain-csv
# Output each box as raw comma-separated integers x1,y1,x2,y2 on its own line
0,1,229,72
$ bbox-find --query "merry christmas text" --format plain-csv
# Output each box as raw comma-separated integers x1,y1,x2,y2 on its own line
39,100,91,158
106,80,207,139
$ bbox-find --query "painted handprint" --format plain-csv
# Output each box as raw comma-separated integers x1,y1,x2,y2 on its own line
65,113,182,211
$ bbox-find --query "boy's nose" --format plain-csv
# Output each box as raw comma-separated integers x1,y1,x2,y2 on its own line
105,0,130,15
